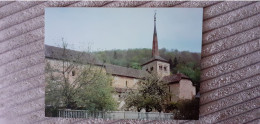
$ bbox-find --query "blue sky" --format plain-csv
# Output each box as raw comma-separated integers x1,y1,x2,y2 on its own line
45,8,202,53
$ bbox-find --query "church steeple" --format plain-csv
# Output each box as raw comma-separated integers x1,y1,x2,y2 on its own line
152,11,159,57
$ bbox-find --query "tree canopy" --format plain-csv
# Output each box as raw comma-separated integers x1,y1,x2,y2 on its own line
45,42,117,115
124,74,170,112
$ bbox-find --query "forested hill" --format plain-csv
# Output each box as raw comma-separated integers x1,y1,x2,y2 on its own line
93,48,201,91
94,48,200,69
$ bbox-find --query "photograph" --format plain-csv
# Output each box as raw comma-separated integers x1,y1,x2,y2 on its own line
44,8,202,120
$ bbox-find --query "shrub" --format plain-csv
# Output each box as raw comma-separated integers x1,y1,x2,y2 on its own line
174,98,199,120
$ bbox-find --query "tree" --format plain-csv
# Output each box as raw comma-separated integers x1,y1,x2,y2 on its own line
45,41,117,113
173,57,178,68
169,57,179,74
113,51,118,59
130,62,142,69
74,69,117,112
124,74,170,112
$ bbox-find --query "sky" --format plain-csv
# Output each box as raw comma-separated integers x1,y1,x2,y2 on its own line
45,8,203,53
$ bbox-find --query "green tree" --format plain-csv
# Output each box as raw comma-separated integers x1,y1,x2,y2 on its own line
45,41,117,114
130,62,142,69
75,69,117,112
113,51,118,59
124,74,170,112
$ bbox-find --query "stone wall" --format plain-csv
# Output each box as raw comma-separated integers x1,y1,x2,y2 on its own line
156,61,170,77
179,79,196,100
142,61,170,77
112,75,139,89
169,83,180,102
46,58,106,85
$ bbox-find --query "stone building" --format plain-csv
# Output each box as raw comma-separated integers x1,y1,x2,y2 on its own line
45,12,196,110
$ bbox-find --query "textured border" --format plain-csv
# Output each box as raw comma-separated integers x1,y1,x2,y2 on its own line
0,1,259,124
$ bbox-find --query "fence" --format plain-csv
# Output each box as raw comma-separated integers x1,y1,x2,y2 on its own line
58,109,174,120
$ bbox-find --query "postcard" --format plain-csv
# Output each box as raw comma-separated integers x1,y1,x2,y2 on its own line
45,8,202,120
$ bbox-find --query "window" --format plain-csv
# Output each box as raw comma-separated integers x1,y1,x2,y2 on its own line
126,81,128,87
164,66,167,71
146,68,148,71
72,70,75,76
150,67,153,71
169,86,171,92
159,65,162,70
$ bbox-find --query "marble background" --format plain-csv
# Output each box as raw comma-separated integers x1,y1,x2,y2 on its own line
0,1,259,124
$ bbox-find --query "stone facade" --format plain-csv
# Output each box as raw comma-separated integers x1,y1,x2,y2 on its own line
142,60,170,78
179,79,196,100
112,75,139,89
168,79,196,102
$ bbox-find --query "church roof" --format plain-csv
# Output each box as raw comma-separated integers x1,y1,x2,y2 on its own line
105,64,148,79
45,45,150,79
45,45,103,66
141,55,168,66
163,73,190,84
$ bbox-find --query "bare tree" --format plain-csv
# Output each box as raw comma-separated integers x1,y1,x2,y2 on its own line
45,40,116,112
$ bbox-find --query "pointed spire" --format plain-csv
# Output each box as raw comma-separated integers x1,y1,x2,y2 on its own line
152,10,159,57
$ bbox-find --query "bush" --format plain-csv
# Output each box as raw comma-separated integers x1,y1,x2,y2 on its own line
45,106,58,117
174,98,199,120
165,102,178,113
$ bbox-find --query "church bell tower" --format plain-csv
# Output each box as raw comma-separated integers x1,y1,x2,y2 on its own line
141,11,170,77
152,11,159,57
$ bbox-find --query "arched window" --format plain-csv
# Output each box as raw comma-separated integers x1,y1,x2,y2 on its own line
164,66,167,71
72,70,75,76
159,65,163,70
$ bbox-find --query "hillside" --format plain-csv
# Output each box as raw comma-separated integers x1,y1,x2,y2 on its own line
93,48,201,91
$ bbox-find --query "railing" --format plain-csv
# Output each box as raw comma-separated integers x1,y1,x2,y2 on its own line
58,109,174,120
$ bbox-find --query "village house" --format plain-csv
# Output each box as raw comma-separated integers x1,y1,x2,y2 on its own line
45,12,196,111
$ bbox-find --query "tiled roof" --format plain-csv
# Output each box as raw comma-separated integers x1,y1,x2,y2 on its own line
141,55,168,66
163,73,190,84
45,45,103,66
105,64,148,79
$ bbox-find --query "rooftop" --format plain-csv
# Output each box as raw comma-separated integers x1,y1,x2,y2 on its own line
45,45,103,66
141,55,168,66
163,73,190,84
105,64,148,79
45,45,189,83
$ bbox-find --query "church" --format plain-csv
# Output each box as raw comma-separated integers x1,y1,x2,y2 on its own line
45,12,196,110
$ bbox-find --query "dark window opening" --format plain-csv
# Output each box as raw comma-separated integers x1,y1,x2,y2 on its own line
159,66,162,70
119,94,121,98
72,70,75,76
146,68,148,71
164,66,167,71
126,81,128,87
169,86,170,92
150,67,153,71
